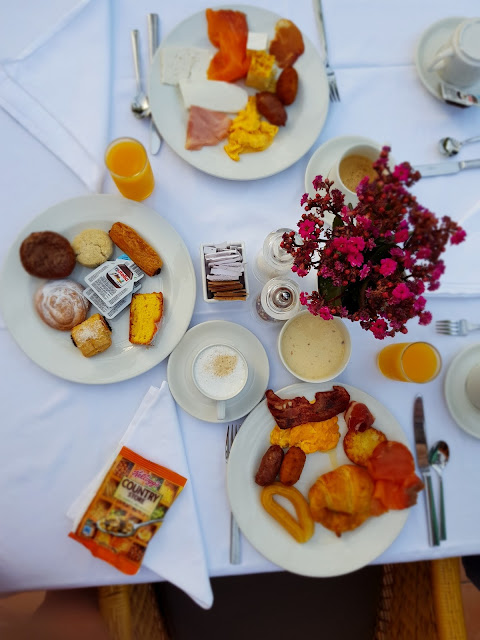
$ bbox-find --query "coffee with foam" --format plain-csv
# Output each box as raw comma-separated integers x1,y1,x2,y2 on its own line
193,345,248,400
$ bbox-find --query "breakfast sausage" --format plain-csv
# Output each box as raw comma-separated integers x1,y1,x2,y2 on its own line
255,92,287,126
279,446,306,486
276,67,298,105
255,445,284,486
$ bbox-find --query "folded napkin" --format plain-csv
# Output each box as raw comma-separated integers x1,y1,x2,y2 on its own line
68,382,213,609
427,200,480,296
0,0,111,192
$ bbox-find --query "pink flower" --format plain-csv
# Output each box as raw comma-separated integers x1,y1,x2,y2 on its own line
300,292,309,305
393,164,410,181
392,283,412,300
318,306,334,320
413,296,426,311
359,264,371,279
347,251,364,267
395,229,409,243
416,247,432,260
312,175,324,191
379,258,396,276
300,193,309,206
298,219,315,239
451,229,466,245
419,311,432,326
370,319,388,339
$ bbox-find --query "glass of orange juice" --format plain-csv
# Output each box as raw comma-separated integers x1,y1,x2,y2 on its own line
377,342,442,383
105,137,154,201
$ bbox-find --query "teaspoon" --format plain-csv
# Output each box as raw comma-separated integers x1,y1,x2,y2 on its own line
438,135,480,157
130,29,150,119
428,440,450,541
96,515,164,537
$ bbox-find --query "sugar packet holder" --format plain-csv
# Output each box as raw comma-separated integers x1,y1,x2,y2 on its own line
200,241,249,302
84,257,144,308
69,446,186,575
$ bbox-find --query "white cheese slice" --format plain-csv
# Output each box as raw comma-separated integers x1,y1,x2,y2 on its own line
160,47,212,85
179,80,248,113
246,32,268,51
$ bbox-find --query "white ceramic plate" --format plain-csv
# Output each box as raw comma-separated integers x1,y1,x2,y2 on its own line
167,320,269,423
0,195,196,384
227,382,410,576
149,5,329,180
445,343,480,439
414,17,480,102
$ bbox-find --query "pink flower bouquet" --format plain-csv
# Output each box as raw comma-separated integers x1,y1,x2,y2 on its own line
281,147,466,339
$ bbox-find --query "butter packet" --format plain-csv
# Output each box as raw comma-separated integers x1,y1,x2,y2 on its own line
69,446,186,575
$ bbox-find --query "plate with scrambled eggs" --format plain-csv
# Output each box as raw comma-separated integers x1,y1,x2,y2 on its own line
149,5,329,180
227,382,411,577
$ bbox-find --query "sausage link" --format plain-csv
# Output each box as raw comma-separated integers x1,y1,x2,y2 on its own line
255,445,284,486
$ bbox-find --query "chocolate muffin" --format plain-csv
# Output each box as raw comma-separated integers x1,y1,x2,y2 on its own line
20,231,76,279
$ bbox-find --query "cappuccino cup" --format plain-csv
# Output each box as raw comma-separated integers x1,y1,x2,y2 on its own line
327,142,381,207
428,18,480,88
192,344,248,420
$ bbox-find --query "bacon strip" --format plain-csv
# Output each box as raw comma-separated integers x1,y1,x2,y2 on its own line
266,386,350,430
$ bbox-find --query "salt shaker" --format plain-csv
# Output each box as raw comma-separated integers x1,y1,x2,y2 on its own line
254,277,301,323
252,228,295,283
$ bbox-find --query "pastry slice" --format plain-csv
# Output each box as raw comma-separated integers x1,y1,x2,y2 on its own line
129,292,164,345
71,313,112,357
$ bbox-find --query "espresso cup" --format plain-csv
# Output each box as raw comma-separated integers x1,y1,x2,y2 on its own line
327,142,381,207
192,344,248,420
428,18,480,88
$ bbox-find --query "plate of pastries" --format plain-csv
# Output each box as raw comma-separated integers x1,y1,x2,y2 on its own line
227,382,424,576
0,194,196,383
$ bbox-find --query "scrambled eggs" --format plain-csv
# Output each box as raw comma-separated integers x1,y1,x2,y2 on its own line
224,96,278,161
270,417,340,454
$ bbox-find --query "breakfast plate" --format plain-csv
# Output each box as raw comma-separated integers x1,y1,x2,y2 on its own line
414,17,480,102
0,195,196,384
445,343,480,439
227,382,410,577
149,5,329,180
167,320,269,423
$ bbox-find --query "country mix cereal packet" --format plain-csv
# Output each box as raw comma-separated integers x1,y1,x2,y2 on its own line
69,446,187,574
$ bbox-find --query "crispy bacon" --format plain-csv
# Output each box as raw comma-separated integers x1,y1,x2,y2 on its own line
344,401,375,432
266,386,350,430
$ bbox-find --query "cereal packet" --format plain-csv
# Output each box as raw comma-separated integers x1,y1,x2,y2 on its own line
69,446,186,575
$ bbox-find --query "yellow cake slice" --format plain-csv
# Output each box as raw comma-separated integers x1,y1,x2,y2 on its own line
129,292,164,345
245,51,277,92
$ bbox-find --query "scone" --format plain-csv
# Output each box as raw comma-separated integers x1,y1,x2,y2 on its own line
109,222,163,276
72,229,113,268
20,231,76,278
71,313,112,357
129,292,163,345
35,279,90,331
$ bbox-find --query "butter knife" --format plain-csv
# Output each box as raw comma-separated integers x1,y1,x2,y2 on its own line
414,396,440,546
147,13,162,154
414,158,480,177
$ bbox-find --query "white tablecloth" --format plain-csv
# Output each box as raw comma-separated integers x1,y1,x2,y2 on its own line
1,0,480,594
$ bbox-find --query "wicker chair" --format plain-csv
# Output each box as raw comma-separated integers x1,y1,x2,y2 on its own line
98,558,467,640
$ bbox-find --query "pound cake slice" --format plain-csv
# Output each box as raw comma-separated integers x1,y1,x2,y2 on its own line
129,292,164,345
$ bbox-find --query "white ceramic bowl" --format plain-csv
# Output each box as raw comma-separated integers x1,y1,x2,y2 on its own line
277,310,352,383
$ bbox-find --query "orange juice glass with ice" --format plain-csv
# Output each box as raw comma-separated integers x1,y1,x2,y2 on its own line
105,137,154,201
377,342,441,383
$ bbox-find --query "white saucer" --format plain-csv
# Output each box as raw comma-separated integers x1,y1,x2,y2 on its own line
167,320,270,423
304,135,381,225
415,17,480,102
445,343,480,439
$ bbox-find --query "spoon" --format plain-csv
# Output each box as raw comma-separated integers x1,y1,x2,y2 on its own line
428,440,450,541
438,135,480,156
130,29,150,119
96,515,164,538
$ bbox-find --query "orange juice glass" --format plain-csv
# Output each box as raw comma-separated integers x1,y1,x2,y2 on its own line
105,137,154,201
377,342,442,383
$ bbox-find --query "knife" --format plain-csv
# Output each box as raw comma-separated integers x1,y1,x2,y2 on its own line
414,396,440,546
147,13,162,155
414,158,480,177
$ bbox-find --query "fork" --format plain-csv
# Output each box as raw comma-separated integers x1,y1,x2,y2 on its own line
225,423,242,564
436,319,480,336
313,0,340,102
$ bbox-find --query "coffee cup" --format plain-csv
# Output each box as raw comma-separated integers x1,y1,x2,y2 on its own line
466,363,480,410
192,344,248,420
428,18,480,88
327,142,381,207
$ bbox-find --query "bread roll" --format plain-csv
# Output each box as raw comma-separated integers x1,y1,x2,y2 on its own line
34,280,90,331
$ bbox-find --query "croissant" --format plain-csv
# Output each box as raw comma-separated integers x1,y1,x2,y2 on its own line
308,465,374,537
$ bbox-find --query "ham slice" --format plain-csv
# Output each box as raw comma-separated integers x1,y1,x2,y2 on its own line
185,106,232,151
344,401,375,432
